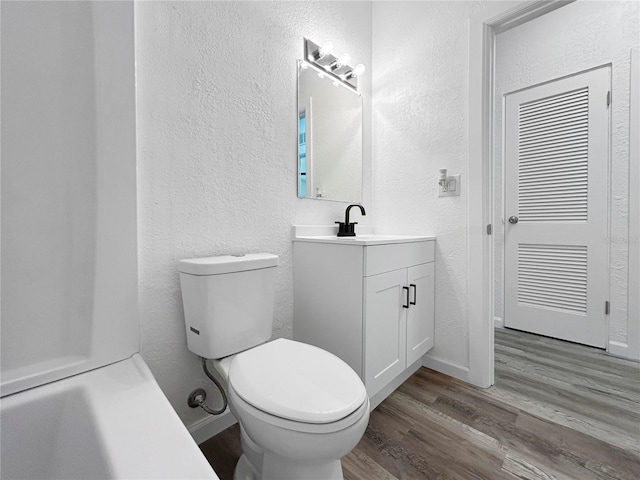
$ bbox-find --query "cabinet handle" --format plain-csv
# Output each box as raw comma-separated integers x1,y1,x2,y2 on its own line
410,284,417,305
402,286,410,309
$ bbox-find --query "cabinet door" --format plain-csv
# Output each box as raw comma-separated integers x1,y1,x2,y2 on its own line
406,263,435,365
364,269,407,398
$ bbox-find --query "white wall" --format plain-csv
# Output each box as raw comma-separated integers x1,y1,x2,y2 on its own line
371,1,488,374
135,1,372,429
493,0,640,358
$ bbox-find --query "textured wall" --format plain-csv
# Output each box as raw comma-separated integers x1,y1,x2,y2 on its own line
493,0,639,351
135,1,372,428
371,1,487,369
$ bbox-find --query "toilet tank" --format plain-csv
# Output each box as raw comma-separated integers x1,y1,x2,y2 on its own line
178,254,278,359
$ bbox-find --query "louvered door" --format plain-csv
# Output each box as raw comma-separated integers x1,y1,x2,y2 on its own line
504,67,609,348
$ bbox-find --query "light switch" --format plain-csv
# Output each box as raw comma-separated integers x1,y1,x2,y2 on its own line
439,174,461,197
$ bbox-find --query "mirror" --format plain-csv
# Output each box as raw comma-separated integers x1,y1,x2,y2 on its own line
297,61,363,202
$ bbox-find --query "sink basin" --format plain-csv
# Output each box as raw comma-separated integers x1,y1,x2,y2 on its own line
339,234,400,240
292,226,434,246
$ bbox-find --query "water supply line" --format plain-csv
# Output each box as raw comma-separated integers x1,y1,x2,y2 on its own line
190,357,228,415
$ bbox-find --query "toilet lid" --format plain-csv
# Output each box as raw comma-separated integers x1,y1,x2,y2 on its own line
228,339,367,424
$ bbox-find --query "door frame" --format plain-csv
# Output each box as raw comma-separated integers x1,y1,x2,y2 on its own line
629,46,640,359
467,0,576,388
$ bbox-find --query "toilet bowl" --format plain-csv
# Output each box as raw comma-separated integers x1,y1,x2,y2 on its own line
214,339,370,480
178,253,370,479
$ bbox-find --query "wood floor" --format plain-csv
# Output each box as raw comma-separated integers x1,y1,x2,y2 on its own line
199,329,640,479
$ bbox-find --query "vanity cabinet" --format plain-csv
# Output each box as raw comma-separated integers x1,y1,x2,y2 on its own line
293,238,435,406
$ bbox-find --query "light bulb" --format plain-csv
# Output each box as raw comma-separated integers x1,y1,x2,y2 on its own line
338,53,351,67
329,53,351,72
319,42,334,57
300,62,309,69
353,64,366,76
345,64,366,80
333,80,340,87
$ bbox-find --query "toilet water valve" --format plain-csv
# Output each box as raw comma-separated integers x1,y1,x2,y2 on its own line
188,388,222,415
188,388,208,409
188,359,228,416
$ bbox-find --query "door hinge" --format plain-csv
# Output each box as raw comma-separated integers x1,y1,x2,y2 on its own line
487,224,492,235
607,91,611,107
605,301,610,315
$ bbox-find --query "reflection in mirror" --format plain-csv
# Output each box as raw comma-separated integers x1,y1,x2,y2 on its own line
297,61,363,202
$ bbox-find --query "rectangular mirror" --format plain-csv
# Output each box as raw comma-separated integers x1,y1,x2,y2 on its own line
297,60,363,202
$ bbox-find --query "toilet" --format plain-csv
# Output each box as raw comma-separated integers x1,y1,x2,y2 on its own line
178,253,370,480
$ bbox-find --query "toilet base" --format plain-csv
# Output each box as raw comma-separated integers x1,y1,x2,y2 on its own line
262,455,344,480
233,454,258,480
233,425,261,480
234,452,344,480
233,425,344,480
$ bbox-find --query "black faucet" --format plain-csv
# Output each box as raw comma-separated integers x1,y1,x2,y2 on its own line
335,204,366,237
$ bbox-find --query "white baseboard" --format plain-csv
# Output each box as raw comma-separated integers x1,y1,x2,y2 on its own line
608,340,640,361
608,340,628,357
188,408,237,445
422,355,470,383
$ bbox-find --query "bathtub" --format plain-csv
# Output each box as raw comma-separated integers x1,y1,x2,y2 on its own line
0,354,218,480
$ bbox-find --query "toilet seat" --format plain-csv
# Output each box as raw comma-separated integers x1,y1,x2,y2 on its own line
228,382,370,435
228,338,367,424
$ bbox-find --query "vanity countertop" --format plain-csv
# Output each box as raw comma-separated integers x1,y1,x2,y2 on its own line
293,225,434,246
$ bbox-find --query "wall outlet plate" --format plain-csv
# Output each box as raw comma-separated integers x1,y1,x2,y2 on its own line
439,174,461,197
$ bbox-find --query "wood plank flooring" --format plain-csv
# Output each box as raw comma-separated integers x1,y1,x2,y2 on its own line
199,329,640,479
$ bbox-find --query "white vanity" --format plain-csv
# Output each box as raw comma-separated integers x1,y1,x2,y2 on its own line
293,226,435,409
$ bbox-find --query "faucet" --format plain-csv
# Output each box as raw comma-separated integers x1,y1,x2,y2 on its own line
335,204,366,237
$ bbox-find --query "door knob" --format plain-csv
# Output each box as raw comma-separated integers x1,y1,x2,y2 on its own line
508,216,519,224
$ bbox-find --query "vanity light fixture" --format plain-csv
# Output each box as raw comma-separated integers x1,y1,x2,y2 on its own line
301,59,361,94
304,38,364,91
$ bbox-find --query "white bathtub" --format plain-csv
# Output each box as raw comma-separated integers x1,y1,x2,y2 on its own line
0,354,218,480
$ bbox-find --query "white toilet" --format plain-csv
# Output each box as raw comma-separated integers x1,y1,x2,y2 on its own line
178,253,370,480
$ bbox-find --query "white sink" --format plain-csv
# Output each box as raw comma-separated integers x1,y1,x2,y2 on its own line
339,234,394,240
292,226,434,246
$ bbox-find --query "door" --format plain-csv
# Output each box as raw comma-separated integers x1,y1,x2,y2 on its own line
504,67,609,348
364,269,407,397
406,263,435,365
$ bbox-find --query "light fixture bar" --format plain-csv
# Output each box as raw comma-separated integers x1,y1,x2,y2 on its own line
303,38,362,90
